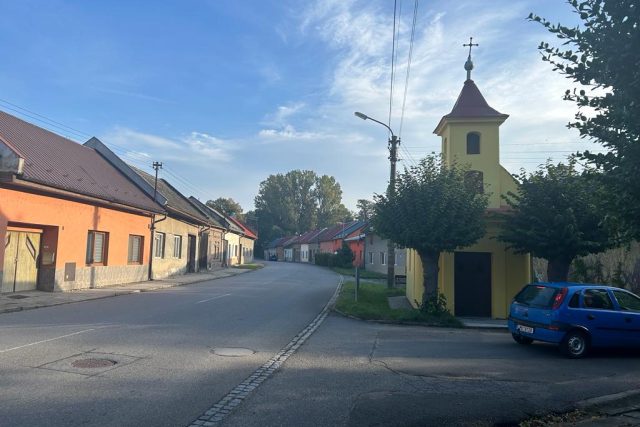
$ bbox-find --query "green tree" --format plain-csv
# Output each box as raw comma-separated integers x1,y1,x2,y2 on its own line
254,170,351,249
498,161,617,282
315,174,351,227
206,197,244,218
356,199,375,221
373,156,489,309
529,1,640,238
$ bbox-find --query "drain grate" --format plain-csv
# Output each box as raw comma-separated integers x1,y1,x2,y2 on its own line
71,358,117,369
211,347,256,357
7,295,29,299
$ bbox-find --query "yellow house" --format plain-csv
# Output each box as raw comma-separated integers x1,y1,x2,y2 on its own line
406,51,531,319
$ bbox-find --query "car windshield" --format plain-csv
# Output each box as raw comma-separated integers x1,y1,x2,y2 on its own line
515,285,560,309
612,290,640,312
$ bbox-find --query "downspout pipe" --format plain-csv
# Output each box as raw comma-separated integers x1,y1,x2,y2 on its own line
148,214,167,281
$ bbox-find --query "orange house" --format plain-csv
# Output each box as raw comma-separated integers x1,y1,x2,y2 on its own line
0,111,162,292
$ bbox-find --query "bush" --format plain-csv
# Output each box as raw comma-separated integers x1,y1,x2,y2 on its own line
314,253,331,267
334,242,354,269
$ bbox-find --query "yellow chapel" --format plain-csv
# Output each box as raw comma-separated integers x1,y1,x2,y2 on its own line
405,45,532,319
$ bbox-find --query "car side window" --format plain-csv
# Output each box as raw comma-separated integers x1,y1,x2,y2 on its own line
612,290,640,312
582,289,614,310
568,292,580,308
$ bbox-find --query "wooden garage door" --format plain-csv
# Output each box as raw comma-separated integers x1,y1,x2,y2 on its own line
2,231,41,293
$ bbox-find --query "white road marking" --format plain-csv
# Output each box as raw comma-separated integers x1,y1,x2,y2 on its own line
0,328,97,354
195,294,232,304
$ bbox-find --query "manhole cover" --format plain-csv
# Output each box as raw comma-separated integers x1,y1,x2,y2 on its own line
71,358,117,368
211,347,256,357
7,295,28,299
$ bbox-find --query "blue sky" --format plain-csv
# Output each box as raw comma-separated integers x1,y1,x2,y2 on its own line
0,0,594,211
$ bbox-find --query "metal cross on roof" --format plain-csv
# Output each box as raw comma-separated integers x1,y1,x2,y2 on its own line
463,37,478,57
463,37,478,80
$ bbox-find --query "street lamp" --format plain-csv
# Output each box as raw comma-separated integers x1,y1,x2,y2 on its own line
354,111,399,289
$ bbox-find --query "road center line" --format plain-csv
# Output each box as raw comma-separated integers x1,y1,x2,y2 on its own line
196,294,232,304
0,328,97,354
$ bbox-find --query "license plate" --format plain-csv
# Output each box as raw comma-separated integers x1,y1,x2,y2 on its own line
516,324,534,334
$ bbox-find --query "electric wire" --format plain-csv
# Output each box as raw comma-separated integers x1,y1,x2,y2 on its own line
0,101,213,201
388,0,398,130
398,0,418,138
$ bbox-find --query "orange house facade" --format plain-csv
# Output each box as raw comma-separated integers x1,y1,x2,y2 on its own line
0,111,161,292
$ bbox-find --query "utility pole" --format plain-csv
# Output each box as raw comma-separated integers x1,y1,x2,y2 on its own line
152,161,163,201
148,161,163,281
354,111,399,289
387,135,398,289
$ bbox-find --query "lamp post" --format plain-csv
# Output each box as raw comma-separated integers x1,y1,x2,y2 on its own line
354,111,398,289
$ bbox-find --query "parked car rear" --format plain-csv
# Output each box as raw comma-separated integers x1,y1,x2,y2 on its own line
508,282,640,358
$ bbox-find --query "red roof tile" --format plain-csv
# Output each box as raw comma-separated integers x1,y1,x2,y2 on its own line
434,79,508,134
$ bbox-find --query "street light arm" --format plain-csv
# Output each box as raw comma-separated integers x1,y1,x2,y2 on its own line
354,112,395,138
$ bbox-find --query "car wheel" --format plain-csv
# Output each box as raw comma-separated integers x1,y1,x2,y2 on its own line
560,330,589,358
512,333,533,345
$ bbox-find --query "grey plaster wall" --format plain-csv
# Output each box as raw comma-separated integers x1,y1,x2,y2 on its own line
53,264,147,291
364,234,406,276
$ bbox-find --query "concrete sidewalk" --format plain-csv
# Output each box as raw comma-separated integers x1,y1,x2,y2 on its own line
0,266,258,315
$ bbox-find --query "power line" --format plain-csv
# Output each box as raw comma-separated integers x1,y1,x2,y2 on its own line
388,0,399,129
0,98,214,201
398,0,418,139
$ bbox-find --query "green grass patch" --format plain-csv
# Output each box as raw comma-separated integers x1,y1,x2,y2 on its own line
233,263,264,270
335,281,463,327
331,267,388,280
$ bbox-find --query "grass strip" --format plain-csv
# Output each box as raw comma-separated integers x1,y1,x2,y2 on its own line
335,281,462,327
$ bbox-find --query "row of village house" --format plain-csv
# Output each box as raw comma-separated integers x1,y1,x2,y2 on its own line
0,110,256,294
264,221,408,278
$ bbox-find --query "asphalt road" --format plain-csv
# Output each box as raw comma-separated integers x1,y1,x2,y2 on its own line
0,262,339,427
223,314,640,427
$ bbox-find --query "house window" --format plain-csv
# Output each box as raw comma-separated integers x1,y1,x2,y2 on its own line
154,232,165,258
128,235,143,264
380,251,386,265
368,252,373,264
173,235,182,258
86,231,108,265
466,132,480,154
464,170,484,194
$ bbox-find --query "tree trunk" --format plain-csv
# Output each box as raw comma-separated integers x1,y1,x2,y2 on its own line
419,251,440,309
547,258,571,282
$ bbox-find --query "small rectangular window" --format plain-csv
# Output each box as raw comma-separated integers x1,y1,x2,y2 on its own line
128,235,143,264
173,235,182,258
154,232,165,258
86,231,108,265
380,252,386,265
369,252,373,264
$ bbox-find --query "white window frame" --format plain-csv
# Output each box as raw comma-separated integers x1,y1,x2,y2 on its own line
173,235,182,259
154,232,165,259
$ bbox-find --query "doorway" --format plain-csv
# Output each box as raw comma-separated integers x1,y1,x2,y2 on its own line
2,230,41,293
187,235,196,273
454,252,492,317
198,232,209,271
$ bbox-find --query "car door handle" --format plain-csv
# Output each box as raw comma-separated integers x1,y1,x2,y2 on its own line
625,317,632,323
587,314,596,320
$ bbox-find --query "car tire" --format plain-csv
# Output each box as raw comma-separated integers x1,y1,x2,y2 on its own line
512,333,533,345
560,330,589,359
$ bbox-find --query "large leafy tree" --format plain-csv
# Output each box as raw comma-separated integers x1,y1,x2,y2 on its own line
529,1,640,237
373,156,489,308
498,161,617,282
206,197,243,219
356,199,375,222
315,174,351,227
254,170,350,248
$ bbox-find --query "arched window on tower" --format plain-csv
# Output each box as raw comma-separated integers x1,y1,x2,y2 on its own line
466,132,480,154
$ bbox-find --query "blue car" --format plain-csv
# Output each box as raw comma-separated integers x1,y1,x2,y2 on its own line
508,282,640,358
